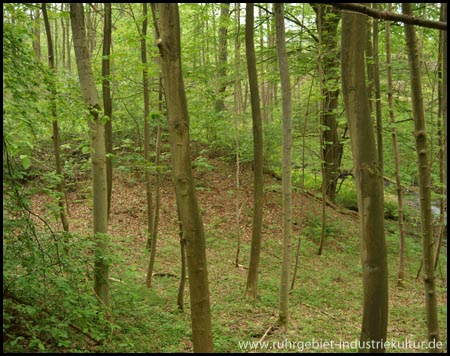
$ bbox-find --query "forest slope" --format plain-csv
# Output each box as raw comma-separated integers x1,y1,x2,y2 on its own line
14,153,448,353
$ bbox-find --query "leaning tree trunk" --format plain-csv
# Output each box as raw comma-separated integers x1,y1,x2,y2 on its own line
42,3,70,234
341,10,388,353
274,3,292,329
402,3,440,351
155,4,213,352
70,3,109,308
244,3,264,300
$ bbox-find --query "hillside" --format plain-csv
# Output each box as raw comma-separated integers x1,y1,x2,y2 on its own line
18,153,447,353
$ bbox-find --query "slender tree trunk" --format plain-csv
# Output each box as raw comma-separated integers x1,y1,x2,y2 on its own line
274,3,292,329
32,8,41,60
102,3,113,219
234,3,242,267
156,4,213,352
434,2,446,271
215,3,230,113
70,3,109,308
385,4,406,286
316,4,327,256
341,11,388,352
244,3,264,300
402,4,440,351
42,3,70,234
372,3,383,177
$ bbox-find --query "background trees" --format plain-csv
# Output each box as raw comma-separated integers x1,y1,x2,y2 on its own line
2,3,447,353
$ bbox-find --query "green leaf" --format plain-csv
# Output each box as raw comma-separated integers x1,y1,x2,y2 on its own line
20,155,31,170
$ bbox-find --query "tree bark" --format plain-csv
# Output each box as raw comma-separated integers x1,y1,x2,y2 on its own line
244,3,264,300
156,4,213,352
341,10,388,352
70,3,109,308
274,3,292,329
402,3,440,351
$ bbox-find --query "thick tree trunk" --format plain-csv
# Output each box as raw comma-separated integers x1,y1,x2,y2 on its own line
274,3,292,329
312,4,342,202
402,3,440,351
42,3,70,234
70,3,109,308
341,11,388,352
156,4,213,352
244,3,264,300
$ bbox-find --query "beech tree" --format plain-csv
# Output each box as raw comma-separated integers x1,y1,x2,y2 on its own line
155,3,213,352
274,2,293,329
70,3,109,308
341,10,388,352
244,2,265,300
402,3,440,351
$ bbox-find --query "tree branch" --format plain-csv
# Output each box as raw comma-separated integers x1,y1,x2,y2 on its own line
326,3,446,31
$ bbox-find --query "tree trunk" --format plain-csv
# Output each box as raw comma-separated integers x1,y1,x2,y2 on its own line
156,4,213,352
402,3,440,351
312,4,342,202
214,3,230,113
32,8,41,60
234,2,242,267
102,3,113,219
42,3,70,234
385,3,406,286
70,3,109,308
274,3,292,329
341,10,388,352
372,3,383,178
434,2,446,271
244,3,264,300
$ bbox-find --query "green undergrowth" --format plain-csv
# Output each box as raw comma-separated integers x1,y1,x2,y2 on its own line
3,172,447,353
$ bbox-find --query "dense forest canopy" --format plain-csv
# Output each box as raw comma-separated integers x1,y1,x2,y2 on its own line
3,3,447,353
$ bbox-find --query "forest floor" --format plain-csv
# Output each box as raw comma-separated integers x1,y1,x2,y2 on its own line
27,153,447,353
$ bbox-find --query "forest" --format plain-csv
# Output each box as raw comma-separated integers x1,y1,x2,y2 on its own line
2,3,447,353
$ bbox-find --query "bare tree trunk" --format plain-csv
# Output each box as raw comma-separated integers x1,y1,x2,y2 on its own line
32,8,41,60
274,3,292,329
234,3,242,267
155,4,213,352
341,10,388,352
215,3,230,113
244,3,264,300
402,3,440,350
372,3,383,177
434,2,447,271
70,3,109,308
102,3,113,219
385,3,406,286
316,4,327,256
42,3,70,234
